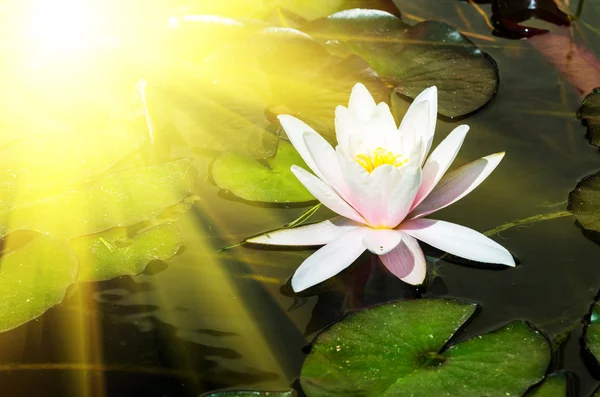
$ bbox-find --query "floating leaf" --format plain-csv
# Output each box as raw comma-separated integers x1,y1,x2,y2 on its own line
0,159,197,239
523,373,569,397
71,223,183,282
0,234,78,332
201,390,295,397
585,300,600,362
569,171,600,234
303,10,499,118
301,299,550,397
212,141,314,203
158,24,388,157
0,122,147,198
578,89,600,149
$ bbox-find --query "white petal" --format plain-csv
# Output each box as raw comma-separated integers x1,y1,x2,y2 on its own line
386,165,422,227
291,165,365,224
292,227,368,292
409,152,505,219
361,228,403,255
380,233,426,285
401,218,515,266
335,105,359,156
278,115,325,180
398,86,438,164
247,217,361,246
362,102,398,148
303,132,350,200
412,125,469,208
348,83,377,121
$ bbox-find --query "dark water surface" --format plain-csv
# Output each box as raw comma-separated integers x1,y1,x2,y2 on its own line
1,0,600,396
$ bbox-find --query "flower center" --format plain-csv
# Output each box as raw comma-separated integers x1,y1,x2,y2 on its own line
355,147,408,173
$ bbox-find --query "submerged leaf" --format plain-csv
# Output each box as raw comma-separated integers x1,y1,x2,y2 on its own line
0,234,78,332
301,299,550,397
578,89,600,149
0,159,197,239
523,373,569,397
71,223,183,282
585,300,600,363
212,141,314,203
303,10,499,117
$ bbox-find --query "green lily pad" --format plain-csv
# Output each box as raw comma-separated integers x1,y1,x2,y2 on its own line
201,391,295,397
159,24,388,157
577,88,600,149
569,171,600,233
301,299,551,397
0,122,147,198
0,159,197,239
523,373,568,397
71,223,183,282
0,234,78,332
302,10,499,118
585,300,600,362
212,141,314,203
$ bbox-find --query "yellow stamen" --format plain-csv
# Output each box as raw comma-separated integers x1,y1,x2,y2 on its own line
355,147,408,173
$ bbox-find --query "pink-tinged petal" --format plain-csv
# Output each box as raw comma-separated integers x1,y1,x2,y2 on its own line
398,86,437,163
380,233,426,285
303,132,350,200
409,152,505,219
412,125,469,208
291,165,366,224
385,165,422,227
348,83,377,121
247,217,361,246
361,228,403,255
278,114,325,180
401,218,515,266
292,227,368,292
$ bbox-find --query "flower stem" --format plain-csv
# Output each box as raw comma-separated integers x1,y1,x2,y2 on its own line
216,203,322,252
483,210,573,237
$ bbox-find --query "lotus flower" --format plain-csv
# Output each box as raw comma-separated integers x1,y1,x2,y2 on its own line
248,83,515,292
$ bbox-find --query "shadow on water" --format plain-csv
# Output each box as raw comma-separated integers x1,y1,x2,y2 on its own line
0,276,278,397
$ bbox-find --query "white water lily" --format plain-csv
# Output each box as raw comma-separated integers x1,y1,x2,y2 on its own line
248,83,515,292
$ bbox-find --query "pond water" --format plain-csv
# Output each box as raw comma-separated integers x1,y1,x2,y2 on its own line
1,0,600,396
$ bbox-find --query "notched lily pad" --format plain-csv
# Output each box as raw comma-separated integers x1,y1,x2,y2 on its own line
212,141,314,203
71,223,183,282
577,88,600,149
301,299,551,397
0,234,78,332
201,390,295,397
0,159,197,239
303,10,499,118
569,171,600,235
523,373,569,397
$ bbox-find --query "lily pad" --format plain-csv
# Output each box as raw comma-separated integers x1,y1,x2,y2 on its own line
159,24,388,157
585,300,600,362
0,234,78,332
212,141,314,203
523,373,568,397
0,159,197,239
569,171,600,234
301,299,550,397
201,391,295,397
577,88,600,149
71,223,183,282
302,10,499,118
